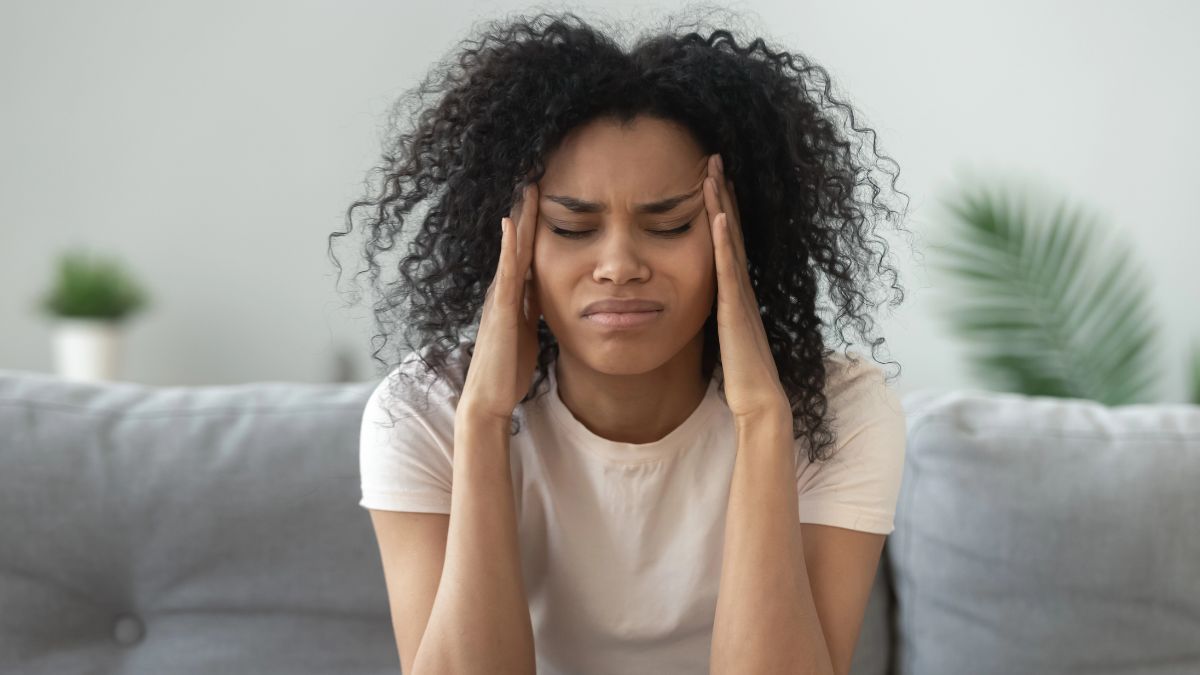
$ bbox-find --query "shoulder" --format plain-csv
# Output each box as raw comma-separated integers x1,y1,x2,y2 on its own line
359,342,472,513
793,351,907,533
367,340,471,421
359,339,475,468
822,351,905,440
796,351,907,478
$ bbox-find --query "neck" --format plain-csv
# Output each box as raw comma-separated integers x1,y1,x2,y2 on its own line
553,335,709,444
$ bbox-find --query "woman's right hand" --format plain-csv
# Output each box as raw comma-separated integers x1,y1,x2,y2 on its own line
458,181,543,424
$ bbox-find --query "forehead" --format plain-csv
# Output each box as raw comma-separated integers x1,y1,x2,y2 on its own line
540,116,707,201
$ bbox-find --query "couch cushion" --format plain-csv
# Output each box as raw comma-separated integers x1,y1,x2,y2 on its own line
891,389,1200,675
0,370,397,675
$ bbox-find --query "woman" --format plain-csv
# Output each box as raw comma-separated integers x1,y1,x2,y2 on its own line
333,10,911,675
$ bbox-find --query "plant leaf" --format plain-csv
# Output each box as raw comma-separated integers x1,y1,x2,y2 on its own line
931,181,1160,404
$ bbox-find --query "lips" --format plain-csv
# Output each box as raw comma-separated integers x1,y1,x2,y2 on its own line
580,298,664,316
584,310,661,329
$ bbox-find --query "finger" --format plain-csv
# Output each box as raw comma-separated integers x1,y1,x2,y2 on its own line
706,166,751,307
500,184,530,311
486,216,504,298
705,156,729,241
726,178,742,230
519,182,538,276
703,162,722,231
720,181,741,250
713,158,745,264
509,181,525,222
703,172,726,270
525,188,541,319
497,216,519,309
711,211,736,306
704,172,738,269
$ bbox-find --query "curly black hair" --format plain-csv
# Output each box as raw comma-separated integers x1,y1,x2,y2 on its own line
328,7,912,464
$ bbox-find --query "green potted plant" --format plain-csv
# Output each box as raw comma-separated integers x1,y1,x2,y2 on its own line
37,247,150,382
930,176,1199,405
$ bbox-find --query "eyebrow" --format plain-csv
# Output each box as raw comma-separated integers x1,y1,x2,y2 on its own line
542,186,701,215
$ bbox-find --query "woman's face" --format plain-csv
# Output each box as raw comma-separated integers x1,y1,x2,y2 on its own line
528,115,716,374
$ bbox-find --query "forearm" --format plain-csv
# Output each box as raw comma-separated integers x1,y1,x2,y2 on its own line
412,412,536,675
710,413,835,675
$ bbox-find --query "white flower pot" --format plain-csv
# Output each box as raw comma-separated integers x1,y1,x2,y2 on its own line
52,318,124,382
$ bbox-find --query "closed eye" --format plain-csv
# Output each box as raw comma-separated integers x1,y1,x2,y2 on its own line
548,219,695,239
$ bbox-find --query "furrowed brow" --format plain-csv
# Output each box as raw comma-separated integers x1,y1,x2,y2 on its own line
544,186,701,215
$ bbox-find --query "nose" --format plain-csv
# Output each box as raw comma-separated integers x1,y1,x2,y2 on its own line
591,228,649,284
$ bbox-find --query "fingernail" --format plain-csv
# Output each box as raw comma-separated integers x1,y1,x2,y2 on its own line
716,154,724,172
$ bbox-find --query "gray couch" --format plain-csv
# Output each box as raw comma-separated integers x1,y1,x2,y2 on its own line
2,369,1198,674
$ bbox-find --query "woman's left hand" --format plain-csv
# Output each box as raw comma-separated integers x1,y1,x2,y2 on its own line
704,153,791,427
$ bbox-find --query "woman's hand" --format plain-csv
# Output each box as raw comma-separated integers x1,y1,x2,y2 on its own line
704,153,791,426
458,181,543,424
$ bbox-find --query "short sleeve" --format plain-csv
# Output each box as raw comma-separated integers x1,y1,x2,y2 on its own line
358,360,456,514
795,356,907,535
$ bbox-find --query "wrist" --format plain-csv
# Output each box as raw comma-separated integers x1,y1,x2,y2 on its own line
733,400,793,437
452,409,513,472
455,400,512,430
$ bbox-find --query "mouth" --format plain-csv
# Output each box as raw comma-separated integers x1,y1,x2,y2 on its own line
582,310,663,330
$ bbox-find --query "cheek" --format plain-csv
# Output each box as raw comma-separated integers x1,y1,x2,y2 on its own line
665,241,716,300
686,235,716,280
529,252,563,309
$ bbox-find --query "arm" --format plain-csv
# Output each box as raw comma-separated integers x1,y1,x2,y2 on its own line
411,411,536,675
710,412,837,675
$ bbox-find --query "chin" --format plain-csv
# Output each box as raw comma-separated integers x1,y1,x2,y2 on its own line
578,334,693,374
582,353,665,376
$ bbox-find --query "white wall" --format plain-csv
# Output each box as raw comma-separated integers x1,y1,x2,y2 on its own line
2,1,1197,401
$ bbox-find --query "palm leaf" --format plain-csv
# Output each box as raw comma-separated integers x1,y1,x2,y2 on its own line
930,181,1161,405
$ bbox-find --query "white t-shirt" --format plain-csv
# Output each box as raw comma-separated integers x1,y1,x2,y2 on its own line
359,340,907,675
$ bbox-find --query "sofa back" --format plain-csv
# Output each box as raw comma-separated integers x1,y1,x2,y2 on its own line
0,370,396,675
4,370,1197,675
889,389,1200,675
0,370,906,674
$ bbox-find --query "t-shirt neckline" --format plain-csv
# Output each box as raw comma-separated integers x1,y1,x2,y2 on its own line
540,358,723,464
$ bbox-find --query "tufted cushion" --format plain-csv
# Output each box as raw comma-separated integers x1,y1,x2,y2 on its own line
0,370,396,675
891,389,1200,675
